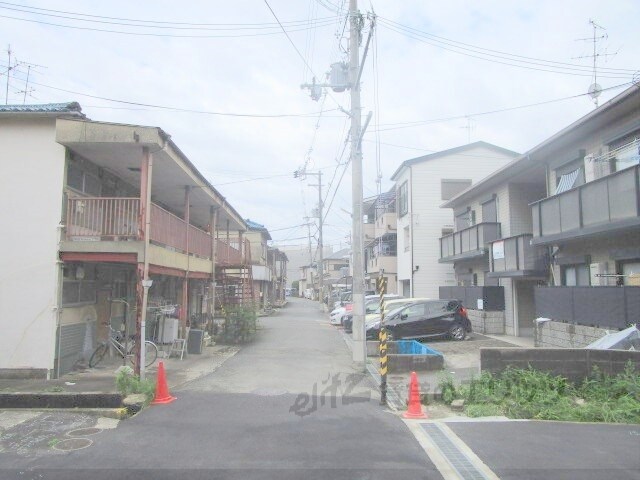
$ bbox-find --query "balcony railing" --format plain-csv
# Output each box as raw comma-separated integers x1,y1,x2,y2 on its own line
66,197,230,261
66,197,139,240
535,286,639,330
439,222,501,262
531,164,640,243
489,234,546,276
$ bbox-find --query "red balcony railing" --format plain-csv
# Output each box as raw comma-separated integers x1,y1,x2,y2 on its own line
150,204,189,253
66,197,139,240
65,198,256,265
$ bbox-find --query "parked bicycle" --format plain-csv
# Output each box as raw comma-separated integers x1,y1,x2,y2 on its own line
89,324,158,368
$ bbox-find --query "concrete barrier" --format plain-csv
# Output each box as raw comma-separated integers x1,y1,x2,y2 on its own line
367,340,444,372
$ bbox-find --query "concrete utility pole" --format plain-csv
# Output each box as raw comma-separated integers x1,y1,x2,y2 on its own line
305,171,324,306
349,0,366,364
314,171,324,307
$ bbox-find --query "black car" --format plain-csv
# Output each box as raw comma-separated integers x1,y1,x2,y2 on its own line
366,299,471,341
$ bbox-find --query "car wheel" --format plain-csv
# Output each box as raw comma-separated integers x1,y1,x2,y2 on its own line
449,323,466,341
386,330,395,342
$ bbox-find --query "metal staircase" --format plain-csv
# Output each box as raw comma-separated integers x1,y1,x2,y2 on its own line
215,237,254,311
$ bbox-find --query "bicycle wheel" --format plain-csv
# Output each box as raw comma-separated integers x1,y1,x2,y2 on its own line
129,341,158,367
144,341,158,367
89,343,108,368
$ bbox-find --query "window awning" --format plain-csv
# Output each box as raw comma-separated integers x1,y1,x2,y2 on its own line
555,168,580,194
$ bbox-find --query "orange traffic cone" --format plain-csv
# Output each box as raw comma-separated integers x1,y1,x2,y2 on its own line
402,371,427,419
151,361,176,405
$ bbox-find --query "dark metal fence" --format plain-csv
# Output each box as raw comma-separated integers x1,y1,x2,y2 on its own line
534,286,640,329
439,286,505,311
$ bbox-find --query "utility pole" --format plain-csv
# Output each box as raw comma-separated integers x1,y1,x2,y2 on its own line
299,0,371,363
310,171,324,308
349,0,366,364
299,168,324,306
5,44,12,105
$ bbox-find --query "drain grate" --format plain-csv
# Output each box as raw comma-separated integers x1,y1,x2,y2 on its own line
421,424,489,480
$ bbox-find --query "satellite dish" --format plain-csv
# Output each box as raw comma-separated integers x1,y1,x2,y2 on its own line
588,83,602,99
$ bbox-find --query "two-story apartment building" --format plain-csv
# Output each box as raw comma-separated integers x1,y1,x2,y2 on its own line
440,153,547,337
529,85,640,346
364,188,398,294
0,103,248,378
244,219,273,309
391,142,519,299
440,85,640,345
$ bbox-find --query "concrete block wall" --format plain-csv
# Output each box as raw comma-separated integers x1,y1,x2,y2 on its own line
481,347,640,384
467,309,505,334
535,320,611,348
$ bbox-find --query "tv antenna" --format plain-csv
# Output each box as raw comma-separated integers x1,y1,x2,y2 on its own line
574,19,618,108
3,45,46,104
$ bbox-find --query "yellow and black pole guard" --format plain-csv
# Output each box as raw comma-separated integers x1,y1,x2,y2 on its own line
378,276,388,405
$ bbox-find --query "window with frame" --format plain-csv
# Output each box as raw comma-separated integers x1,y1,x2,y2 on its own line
618,259,640,286
554,159,584,194
398,182,408,217
610,131,640,172
67,163,102,196
481,199,497,223
61,264,97,306
562,264,590,286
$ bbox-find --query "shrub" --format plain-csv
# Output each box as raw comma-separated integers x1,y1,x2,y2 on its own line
437,363,640,423
115,366,156,404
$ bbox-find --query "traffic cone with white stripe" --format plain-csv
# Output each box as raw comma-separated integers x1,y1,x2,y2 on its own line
403,371,427,419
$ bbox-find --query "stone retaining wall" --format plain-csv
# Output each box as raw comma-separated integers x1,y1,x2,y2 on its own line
467,309,505,334
535,320,611,348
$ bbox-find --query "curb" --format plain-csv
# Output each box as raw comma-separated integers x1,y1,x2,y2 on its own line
0,393,123,409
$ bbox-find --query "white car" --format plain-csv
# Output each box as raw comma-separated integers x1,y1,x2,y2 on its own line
330,306,348,325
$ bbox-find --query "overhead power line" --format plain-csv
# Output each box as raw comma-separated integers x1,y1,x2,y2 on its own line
0,1,338,27
0,11,336,38
378,16,636,74
12,78,338,118
369,81,634,132
377,18,635,80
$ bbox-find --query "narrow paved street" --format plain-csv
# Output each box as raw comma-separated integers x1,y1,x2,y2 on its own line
1,298,441,479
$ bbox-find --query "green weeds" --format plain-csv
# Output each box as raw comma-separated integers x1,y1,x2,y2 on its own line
115,366,156,404
439,362,640,423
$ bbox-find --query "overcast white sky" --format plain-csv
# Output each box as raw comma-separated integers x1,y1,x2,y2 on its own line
2,1,639,253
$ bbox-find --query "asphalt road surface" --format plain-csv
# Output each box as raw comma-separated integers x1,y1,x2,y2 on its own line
0,298,441,480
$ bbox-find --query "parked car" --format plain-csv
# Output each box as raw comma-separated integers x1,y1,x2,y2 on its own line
330,305,350,325
342,296,408,333
365,299,471,341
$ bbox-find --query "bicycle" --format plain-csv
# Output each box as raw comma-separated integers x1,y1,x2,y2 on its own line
89,324,158,368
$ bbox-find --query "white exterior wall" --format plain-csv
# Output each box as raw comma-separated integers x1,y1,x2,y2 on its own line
0,117,66,373
507,183,546,237
395,168,413,291
396,144,516,298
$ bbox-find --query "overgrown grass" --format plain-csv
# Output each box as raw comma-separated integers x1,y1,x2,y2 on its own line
438,362,640,424
115,366,156,404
